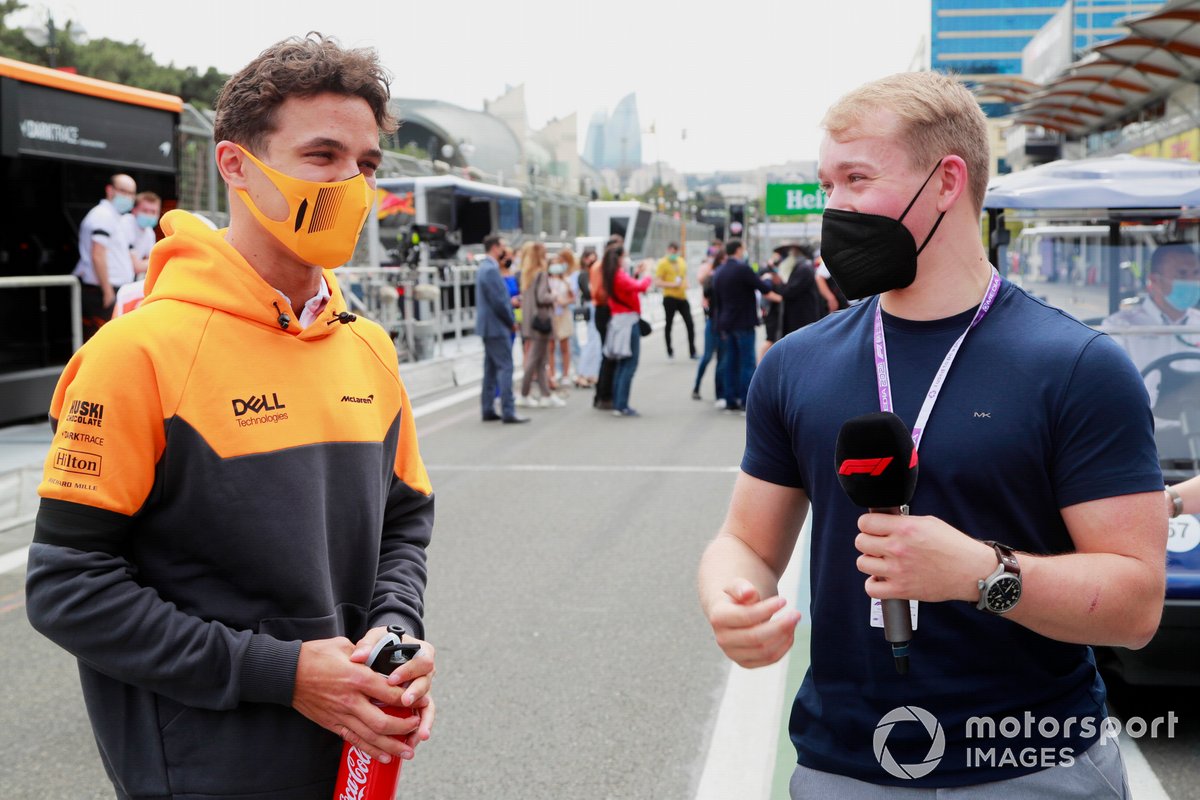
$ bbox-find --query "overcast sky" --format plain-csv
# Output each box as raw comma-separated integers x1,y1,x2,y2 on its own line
13,0,931,172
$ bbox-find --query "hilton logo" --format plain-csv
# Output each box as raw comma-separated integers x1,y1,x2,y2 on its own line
231,393,287,417
54,448,102,477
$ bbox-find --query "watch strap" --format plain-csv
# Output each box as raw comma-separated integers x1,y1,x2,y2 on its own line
1166,485,1183,519
983,540,1020,577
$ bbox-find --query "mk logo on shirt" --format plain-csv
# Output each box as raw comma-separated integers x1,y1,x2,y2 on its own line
54,447,102,477
64,399,104,427
231,393,287,417
340,393,374,405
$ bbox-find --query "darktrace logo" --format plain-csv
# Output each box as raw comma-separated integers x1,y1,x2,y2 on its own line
340,393,375,405
54,447,102,477
64,399,105,427
231,393,289,428
874,706,945,780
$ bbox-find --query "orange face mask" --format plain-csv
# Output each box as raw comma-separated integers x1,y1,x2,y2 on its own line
233,144,373,268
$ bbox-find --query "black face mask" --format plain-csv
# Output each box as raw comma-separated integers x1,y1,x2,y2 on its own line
820,160,946,301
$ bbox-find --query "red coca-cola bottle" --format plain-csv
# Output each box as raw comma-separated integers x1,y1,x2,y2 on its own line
332,625,421,800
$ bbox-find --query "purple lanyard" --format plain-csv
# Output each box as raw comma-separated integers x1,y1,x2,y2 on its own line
874,267,1002,449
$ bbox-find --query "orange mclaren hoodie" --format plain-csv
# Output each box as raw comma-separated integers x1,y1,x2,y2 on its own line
26,210,434,800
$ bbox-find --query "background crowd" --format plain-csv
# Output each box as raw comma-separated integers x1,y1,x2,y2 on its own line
477,232,849,423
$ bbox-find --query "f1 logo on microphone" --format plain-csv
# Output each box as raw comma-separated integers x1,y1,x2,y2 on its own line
838,457,893,477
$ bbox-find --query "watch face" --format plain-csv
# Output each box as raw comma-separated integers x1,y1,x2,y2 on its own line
987,575,1022,612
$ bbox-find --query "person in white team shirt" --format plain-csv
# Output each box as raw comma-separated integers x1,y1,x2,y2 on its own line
74,174,137,338
122,191,162,280
1104,241,1200,373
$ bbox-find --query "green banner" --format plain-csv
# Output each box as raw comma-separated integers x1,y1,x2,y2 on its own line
765,183,826,216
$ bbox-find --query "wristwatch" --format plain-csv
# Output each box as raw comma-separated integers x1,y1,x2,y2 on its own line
976,541,1022,615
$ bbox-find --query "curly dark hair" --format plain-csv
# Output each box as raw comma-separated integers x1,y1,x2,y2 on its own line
213,33,397,152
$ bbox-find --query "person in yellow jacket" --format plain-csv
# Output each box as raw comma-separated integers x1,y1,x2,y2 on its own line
654,242,697,359
26,34,437,800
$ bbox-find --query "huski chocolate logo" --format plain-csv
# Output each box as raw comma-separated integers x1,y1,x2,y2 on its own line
64,399,105,427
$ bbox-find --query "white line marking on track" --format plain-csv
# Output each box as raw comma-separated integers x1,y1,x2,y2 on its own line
0,545,30,575
695,520,806,800
1119,729,1171,800
411,388,480,419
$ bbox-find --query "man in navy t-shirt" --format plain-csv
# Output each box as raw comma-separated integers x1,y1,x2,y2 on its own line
698,71,1166,798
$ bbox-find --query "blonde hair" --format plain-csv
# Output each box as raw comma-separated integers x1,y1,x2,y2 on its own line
519,241,547,291
558,248,578,273
822,71,990,212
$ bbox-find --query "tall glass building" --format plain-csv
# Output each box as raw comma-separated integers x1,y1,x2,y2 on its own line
581,95,643,175
604,94,642,174
931,0,1158,79
583,110,607,169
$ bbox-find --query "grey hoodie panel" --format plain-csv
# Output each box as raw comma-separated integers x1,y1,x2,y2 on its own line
78,664,337,799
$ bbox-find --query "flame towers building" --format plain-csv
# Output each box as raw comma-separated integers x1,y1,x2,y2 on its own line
582,93,642,181
583,110,607,169
604,94,642,176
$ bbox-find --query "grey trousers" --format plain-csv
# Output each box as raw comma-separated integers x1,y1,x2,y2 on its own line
790,740,1128,799
521,334,551,397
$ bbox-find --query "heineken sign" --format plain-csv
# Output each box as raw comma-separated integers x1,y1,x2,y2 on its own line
766,183,826,216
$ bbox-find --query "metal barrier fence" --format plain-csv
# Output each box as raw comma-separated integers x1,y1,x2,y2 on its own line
0,275,82,427
336,264,482,362
335,261,677,366
0,274,82,352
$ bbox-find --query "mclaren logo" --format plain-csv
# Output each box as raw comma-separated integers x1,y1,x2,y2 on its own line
340,393,375,405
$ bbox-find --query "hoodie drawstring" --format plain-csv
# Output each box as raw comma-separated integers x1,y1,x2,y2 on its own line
272,301,291,330
327,311,357,325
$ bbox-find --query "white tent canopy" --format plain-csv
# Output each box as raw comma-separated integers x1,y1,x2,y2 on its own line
984,154,1200,210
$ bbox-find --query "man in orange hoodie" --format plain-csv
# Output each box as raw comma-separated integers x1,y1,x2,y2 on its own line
27,35,436,799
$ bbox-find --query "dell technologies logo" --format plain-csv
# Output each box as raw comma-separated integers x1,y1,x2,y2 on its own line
231,393,287,417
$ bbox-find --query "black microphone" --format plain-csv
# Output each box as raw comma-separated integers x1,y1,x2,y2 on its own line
835,411,919,675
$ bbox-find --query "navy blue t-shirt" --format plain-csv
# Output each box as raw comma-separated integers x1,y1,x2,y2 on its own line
743,281,1161,787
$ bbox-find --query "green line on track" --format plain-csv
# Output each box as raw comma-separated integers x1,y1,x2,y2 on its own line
770,623,811,799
